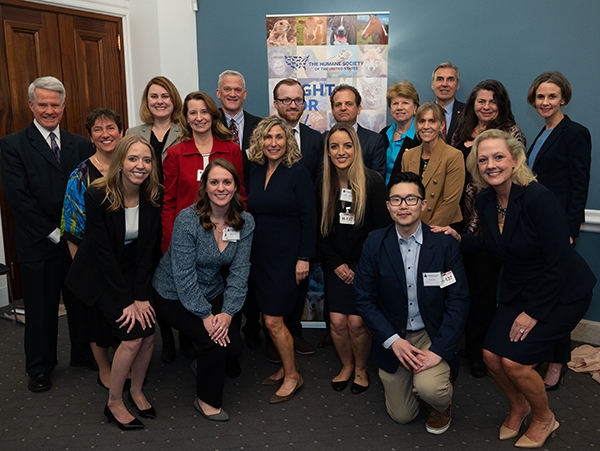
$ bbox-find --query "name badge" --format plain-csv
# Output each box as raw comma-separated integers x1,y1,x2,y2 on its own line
197,169,204,181
440,270,456,288
423,272,442,286
339,212,355,225
340,188,353,203
222,227,240,242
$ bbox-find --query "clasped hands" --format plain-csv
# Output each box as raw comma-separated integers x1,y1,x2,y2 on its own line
117,300,156,333
391,338,441,373
334,263,354,285
203,313,232,347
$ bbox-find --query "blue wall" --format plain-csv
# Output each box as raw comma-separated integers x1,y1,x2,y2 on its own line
196,0,600,321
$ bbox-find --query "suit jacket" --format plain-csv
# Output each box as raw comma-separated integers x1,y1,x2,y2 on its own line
462,183,596,322
299,122,324,182
527,115,591,238
380,124,421,180
219,109,263,182
65,186,162,309
445,100,465,144
125,122,182,161
357,124,386,177
354,223,470,373
0,123,93,262
401,139,465,226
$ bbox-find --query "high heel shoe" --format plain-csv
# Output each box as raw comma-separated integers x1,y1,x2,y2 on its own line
104,404,144,430
545,364,568,391
127,392,156,419
514,413,559,448
499,404,531,440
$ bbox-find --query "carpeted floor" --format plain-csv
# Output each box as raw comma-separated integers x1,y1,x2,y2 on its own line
0,316,598,450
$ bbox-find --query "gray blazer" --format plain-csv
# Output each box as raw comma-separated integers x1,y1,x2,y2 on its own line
126,122,182,161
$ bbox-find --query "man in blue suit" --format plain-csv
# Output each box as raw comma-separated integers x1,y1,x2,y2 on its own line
330,84,386,177
431,62,465,144
355,172,469,434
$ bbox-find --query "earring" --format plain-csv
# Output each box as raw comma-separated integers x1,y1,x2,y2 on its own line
119,167,122,171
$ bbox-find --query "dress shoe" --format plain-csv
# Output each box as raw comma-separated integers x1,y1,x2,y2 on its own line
470,361,487,378
269,374,304,404
160,328,176,363
331,378,350,391
262,374,284,386
127,392,156,419
514,413,559,448
245,333,262,350
97,375,109,390
70,359,99,371
28,373,52,393
545,364,568,392
499,404,531,440
317,331,333,348
265,340,282,363
293,336,315,355
193,398,229,421
350,374,369,394
179,332,197,359
104,404,144,430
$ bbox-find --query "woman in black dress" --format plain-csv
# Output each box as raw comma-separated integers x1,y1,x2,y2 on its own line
434,129,595,448
318,123,389,393
66,135,162,430
247,116,317,404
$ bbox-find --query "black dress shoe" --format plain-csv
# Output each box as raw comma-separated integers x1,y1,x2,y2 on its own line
28,373,52,392
127,392,156,419
470,361,487,378
104,404,144,430
245,334,262,350
545,364,568,391
70,359,99,371
350,374,369,394
179,332,197,359
331,378,350,391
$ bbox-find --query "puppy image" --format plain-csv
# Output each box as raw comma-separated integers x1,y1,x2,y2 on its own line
329,15,357,45
298,16,326,45
267,19,296,46
358,45,387,78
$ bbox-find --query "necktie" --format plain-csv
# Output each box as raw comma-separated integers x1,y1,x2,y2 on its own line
229,119,239,145
49,132,60,164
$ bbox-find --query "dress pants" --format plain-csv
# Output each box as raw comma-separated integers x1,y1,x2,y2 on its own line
378,330,452,424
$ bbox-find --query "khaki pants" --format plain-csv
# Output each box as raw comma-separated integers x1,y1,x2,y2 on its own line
378,329,452,424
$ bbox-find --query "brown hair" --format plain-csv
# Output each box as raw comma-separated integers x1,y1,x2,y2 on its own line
180,91,234,142
139,76,185,127
527,71,572,107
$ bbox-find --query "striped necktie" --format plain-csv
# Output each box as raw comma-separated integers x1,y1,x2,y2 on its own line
49,132,60,163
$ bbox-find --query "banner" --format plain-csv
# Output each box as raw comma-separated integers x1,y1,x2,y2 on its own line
266,12,390,134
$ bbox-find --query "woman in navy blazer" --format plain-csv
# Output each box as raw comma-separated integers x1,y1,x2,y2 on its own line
434,129,595,448
526,72,592,391
66,135,162,430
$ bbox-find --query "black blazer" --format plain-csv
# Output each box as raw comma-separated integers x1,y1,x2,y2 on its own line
527,115,591,238
66,186,162,309
0,123,92,262
445,100,465,144
299,122,324,181
462,183,596,322
357,124,386,177
380,124,421,181
220,109,262,182
317,169,390,270
355,223,470,373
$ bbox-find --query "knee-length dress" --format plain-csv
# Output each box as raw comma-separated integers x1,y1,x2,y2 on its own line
247,162,316,316
461,182,596,364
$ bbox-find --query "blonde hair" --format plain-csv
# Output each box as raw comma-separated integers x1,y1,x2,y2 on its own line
466,129,536,190
321,123,367,236
139,76,185,128
91,134,162,212
248,116,302,167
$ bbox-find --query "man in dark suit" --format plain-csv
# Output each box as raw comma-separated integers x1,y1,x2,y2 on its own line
355,172,469,434
431,62,465,144
216,70,262,182
330,84,386,177
0,76,94,392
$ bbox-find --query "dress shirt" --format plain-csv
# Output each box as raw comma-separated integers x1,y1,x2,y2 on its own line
527,128,552,167
291,122,301,148
440,98,455,135
383,222,425,348
33,119,61,149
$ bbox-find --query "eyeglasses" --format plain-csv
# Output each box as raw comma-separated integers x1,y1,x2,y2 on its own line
276,98,304,106
388,195,423,206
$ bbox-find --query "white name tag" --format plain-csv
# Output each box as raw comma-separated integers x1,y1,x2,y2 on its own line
423,272,442,286
222,227,240,242
339,212,355,225
197,169,204,181
340,188,353,203
440,270,456,288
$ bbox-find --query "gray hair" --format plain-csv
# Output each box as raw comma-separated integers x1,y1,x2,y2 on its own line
432,62,460,84
218,70,246,89
28,76,66,103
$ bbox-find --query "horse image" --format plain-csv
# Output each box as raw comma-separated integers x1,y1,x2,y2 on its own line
361,15,388,45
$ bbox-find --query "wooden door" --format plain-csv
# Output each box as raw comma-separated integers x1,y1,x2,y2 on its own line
0,0,127,299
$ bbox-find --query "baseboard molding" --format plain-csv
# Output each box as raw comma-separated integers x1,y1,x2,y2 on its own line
572,319,600,346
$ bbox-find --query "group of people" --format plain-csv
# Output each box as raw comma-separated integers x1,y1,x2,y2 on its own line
0,63,594,449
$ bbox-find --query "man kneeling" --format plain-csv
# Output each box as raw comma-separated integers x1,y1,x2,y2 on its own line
354,172,469,434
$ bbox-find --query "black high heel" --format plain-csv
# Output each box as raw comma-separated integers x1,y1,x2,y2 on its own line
104,404,144,430
127,392,156,419
545,364,568,392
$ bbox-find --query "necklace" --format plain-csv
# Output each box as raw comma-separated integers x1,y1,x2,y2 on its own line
93,156,107,172
496,197,507,217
